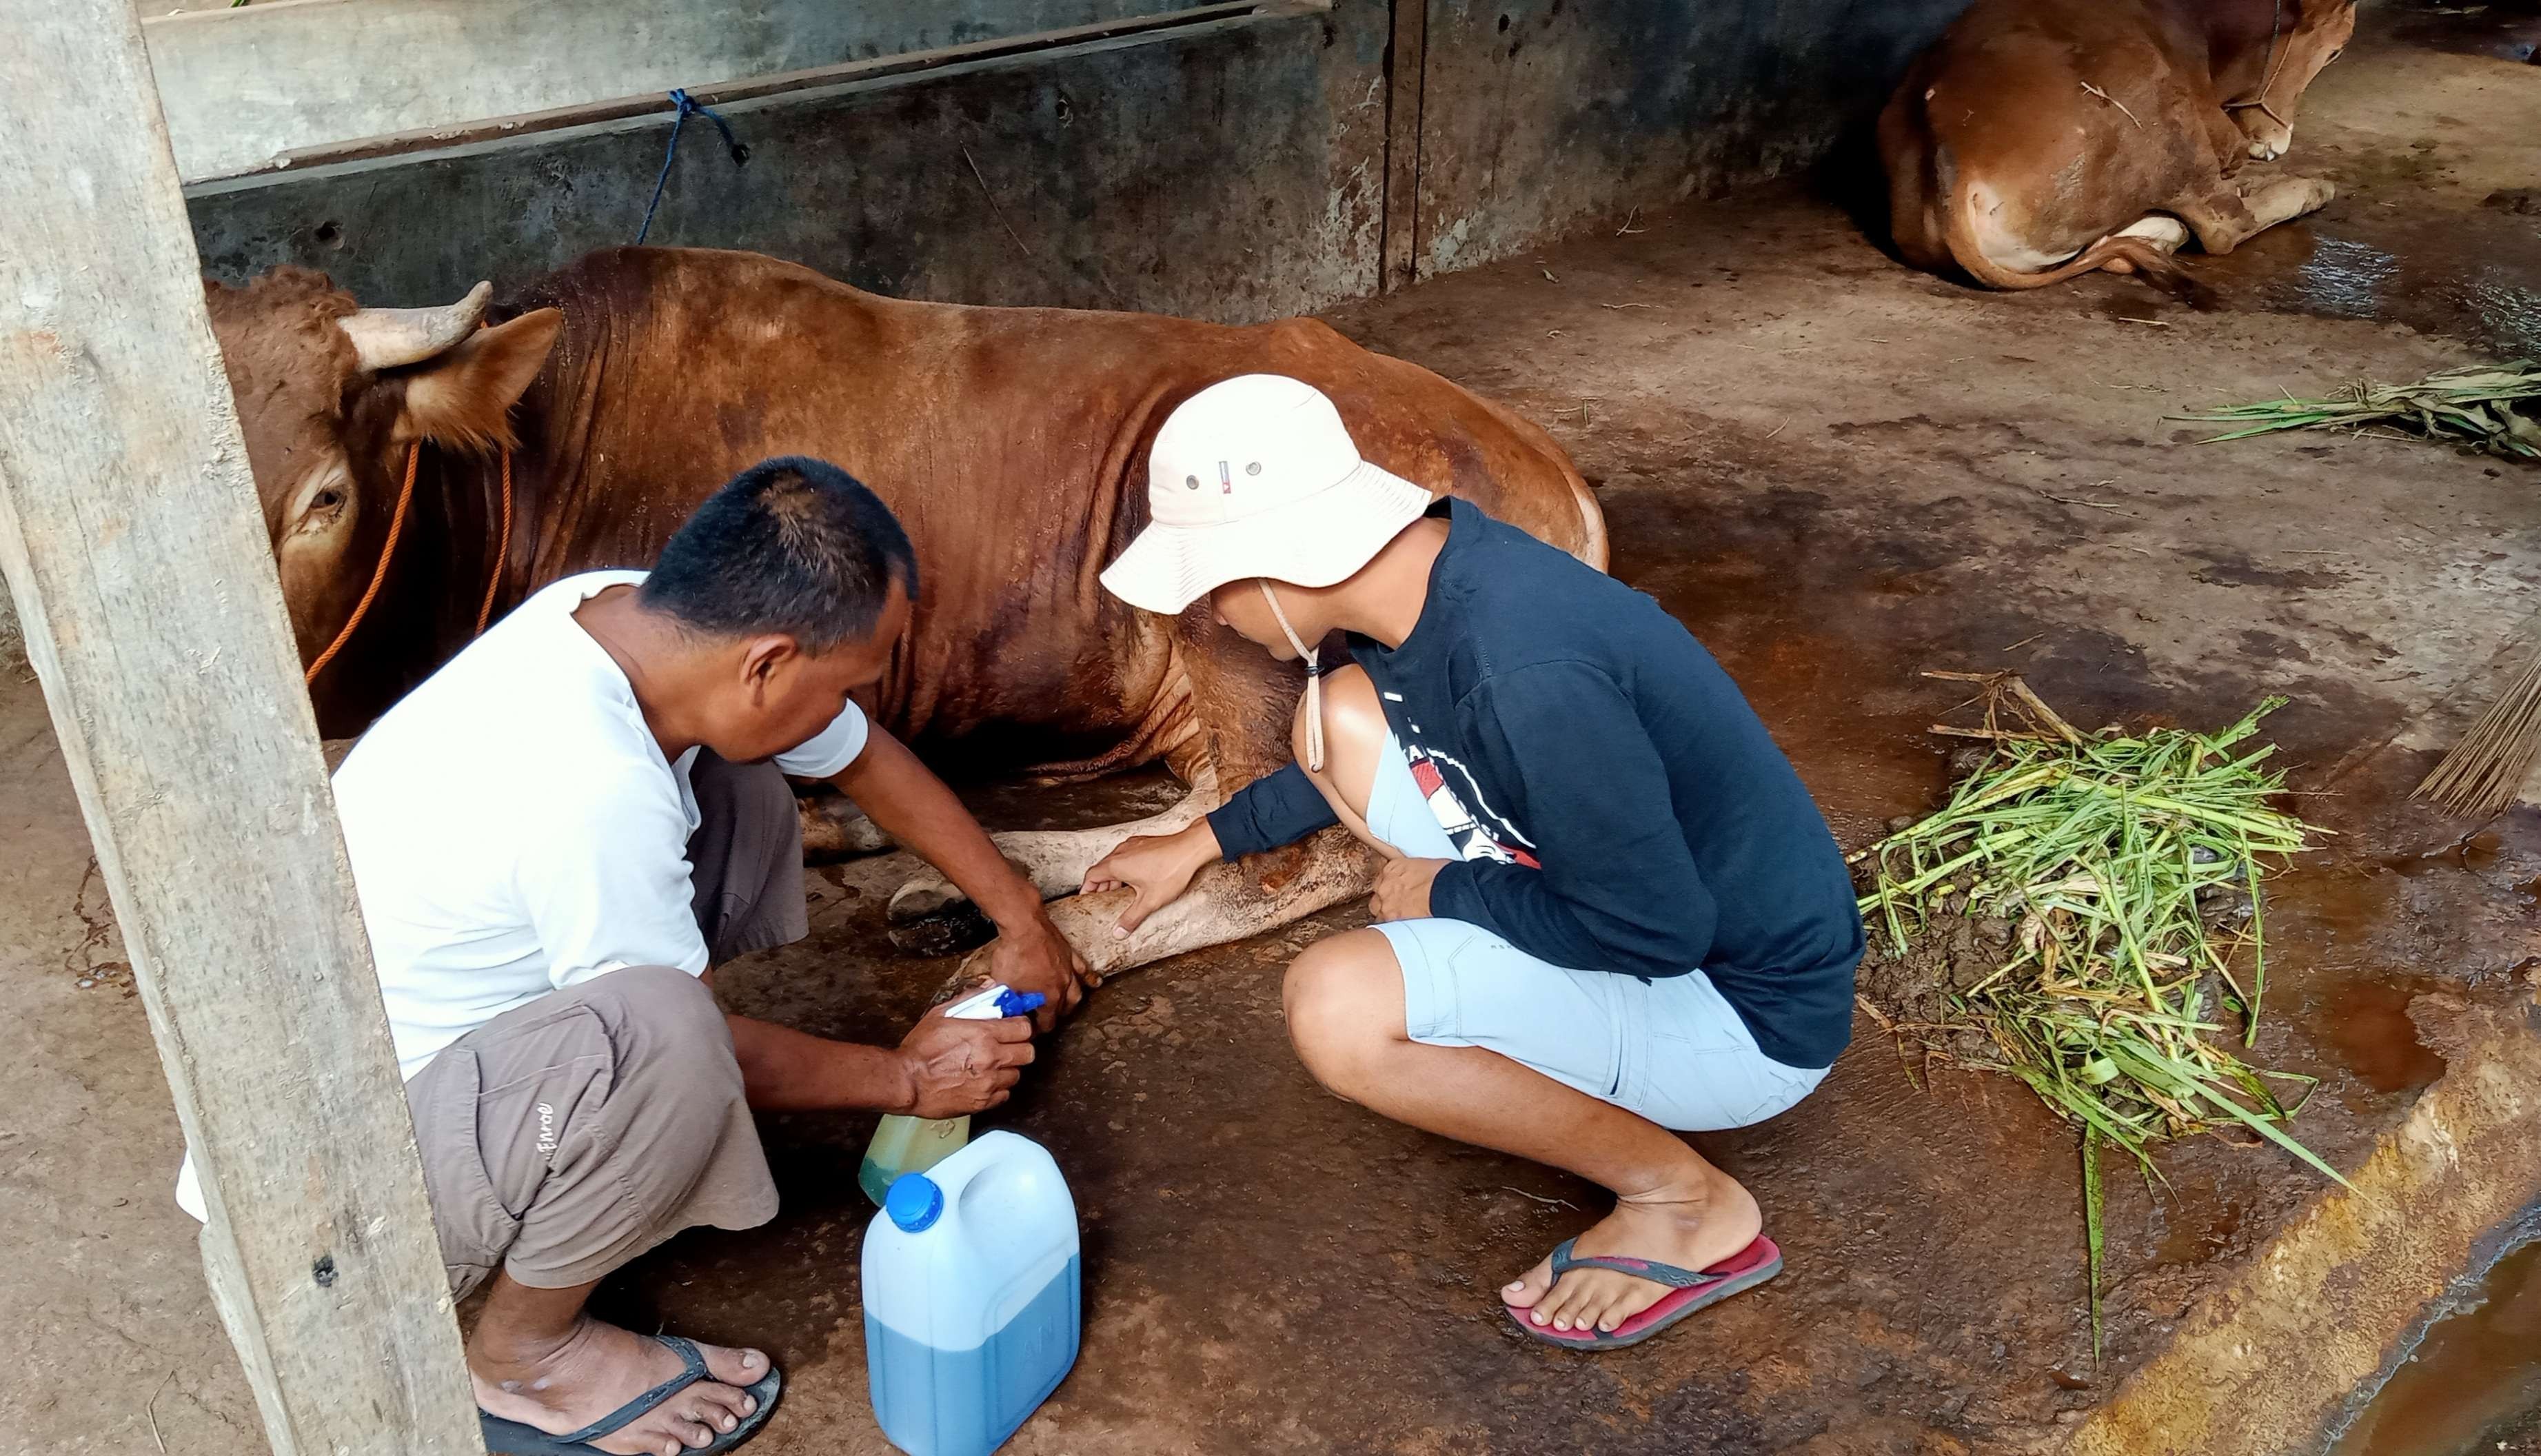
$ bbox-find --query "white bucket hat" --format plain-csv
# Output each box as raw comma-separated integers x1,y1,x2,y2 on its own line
1097,374,1435,618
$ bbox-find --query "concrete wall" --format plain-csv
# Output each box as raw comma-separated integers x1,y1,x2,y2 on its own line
187,2,1388,324
181,0,1964,325
1407,0,1967,279
146,0,1191,182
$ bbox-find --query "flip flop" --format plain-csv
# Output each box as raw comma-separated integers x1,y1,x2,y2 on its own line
480,1335,783,1455
1504,1234,1783,1351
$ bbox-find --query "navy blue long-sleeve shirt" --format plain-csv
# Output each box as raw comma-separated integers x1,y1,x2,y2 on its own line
1208,500,1862,1070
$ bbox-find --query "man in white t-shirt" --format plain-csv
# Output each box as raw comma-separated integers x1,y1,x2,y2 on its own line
180,457,1091,1456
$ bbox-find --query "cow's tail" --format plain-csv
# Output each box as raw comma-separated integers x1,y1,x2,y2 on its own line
1937,148,2195,298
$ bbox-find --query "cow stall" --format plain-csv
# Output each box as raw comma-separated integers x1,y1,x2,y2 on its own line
6,1,2541,1453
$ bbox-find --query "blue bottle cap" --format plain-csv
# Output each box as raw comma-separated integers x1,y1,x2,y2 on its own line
884,1173,944,1233
994,989,1047,1018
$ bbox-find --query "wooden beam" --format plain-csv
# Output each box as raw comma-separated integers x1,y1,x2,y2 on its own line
0,2,481,1453
189,0,1276,181
145,0,1194,183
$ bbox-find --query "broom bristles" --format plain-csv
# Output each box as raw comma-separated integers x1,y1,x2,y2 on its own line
2413,651,2541,818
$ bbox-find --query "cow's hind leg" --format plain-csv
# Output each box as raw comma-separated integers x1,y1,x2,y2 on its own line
937,830,1374,994
2172,176,2337,256
2098,215,2191,275
885,765,1224,925
935,662,1390,1000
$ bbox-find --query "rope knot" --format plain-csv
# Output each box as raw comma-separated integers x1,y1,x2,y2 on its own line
636,89,749,245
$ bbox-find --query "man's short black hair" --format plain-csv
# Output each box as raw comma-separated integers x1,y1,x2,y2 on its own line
640,456,919,651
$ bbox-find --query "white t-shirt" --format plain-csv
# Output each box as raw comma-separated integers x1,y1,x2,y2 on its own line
176,571,869,1219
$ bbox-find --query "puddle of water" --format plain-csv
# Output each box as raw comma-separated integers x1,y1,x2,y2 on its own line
2204,227,2541,363
2331,1235,2541,1456
2295,236,2405,321
2314,973,2451,1095
2267,853,2462,1099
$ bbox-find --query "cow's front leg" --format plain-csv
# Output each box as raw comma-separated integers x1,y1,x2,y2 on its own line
886,767,1224,929
2172,175,2337,255
800,791,895,860
937,828,1376,993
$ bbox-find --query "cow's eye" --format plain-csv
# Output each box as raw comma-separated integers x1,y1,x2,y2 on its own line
312,487,345,514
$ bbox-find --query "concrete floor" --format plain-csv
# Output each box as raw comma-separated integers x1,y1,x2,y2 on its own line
6,3,2540,1454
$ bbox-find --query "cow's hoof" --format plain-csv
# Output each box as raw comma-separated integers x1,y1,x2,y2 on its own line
886,875,999,955
889,876,971,924
885,904,998,958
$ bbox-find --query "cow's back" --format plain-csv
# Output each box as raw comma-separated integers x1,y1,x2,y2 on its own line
498,247,1597,767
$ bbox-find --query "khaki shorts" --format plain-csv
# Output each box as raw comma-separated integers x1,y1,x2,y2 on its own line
405,751,806,1295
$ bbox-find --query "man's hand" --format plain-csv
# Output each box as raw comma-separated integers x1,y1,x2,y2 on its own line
1370,856,1450,923
830,726,1095,1029
986,908,1093,1033
1081,820,1221,940
895,1002,1036,1118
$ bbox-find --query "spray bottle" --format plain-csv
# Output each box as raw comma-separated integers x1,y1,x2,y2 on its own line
858,983,1044,1206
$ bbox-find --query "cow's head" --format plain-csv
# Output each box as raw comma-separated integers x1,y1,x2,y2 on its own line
202,267,561,671
2228,0,2357,161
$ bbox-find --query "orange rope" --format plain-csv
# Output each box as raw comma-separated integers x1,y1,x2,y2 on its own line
303,439,514,684
304,441,419,685
474,447,514,636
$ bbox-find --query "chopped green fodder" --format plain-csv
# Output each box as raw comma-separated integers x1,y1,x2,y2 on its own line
2174,361,2541,460
1852,674,2347,1360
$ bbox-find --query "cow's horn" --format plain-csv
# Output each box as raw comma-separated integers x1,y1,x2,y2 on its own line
338,281,494,372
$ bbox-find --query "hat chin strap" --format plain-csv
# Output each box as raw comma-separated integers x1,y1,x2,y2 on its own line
1259,581,1324,773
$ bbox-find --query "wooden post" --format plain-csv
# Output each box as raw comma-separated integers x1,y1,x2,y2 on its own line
0,1,482,1452
1378,0,1430,294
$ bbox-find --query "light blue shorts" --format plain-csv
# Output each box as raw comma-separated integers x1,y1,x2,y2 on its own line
1365,734,1828,1132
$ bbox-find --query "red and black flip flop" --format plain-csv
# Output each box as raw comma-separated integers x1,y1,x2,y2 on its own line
1504,1234,1783,1351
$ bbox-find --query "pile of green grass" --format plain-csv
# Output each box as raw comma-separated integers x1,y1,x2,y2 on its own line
1852,674,2342,1355
2175,361,2541,460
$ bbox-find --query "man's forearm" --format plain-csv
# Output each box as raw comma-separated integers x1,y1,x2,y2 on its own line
725,1012,913,1113
831,727,1041,927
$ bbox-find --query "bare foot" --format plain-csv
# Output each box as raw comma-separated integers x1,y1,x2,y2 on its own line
472,1315,767,1456
1501,1166,1763,1336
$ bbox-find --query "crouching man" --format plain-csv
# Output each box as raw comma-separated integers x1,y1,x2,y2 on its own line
1083,376,1863,1350
177,457,1091,1455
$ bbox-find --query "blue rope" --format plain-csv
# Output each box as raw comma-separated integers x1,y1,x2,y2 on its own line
635,88,747,246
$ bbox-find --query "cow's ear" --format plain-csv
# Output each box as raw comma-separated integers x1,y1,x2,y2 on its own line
392,307,562,453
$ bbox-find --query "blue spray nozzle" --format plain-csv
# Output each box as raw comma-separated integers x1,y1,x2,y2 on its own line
995,989,1047,1018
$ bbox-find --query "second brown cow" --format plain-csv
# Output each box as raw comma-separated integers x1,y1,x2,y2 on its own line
1881,0,2356,290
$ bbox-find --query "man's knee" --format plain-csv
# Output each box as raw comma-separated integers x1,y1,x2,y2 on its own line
596,962,718,1017
589,966,738,1089
1293,665,1389,813
1282,930,1407,1099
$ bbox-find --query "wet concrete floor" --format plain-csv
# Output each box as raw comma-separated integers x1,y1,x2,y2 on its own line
3,2,2540,1453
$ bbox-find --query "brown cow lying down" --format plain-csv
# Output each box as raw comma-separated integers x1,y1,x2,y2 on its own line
1880,0,2356,290
203,247,1604,978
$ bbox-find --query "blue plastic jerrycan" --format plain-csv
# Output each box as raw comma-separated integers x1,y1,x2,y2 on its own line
862,1130,1081,1456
